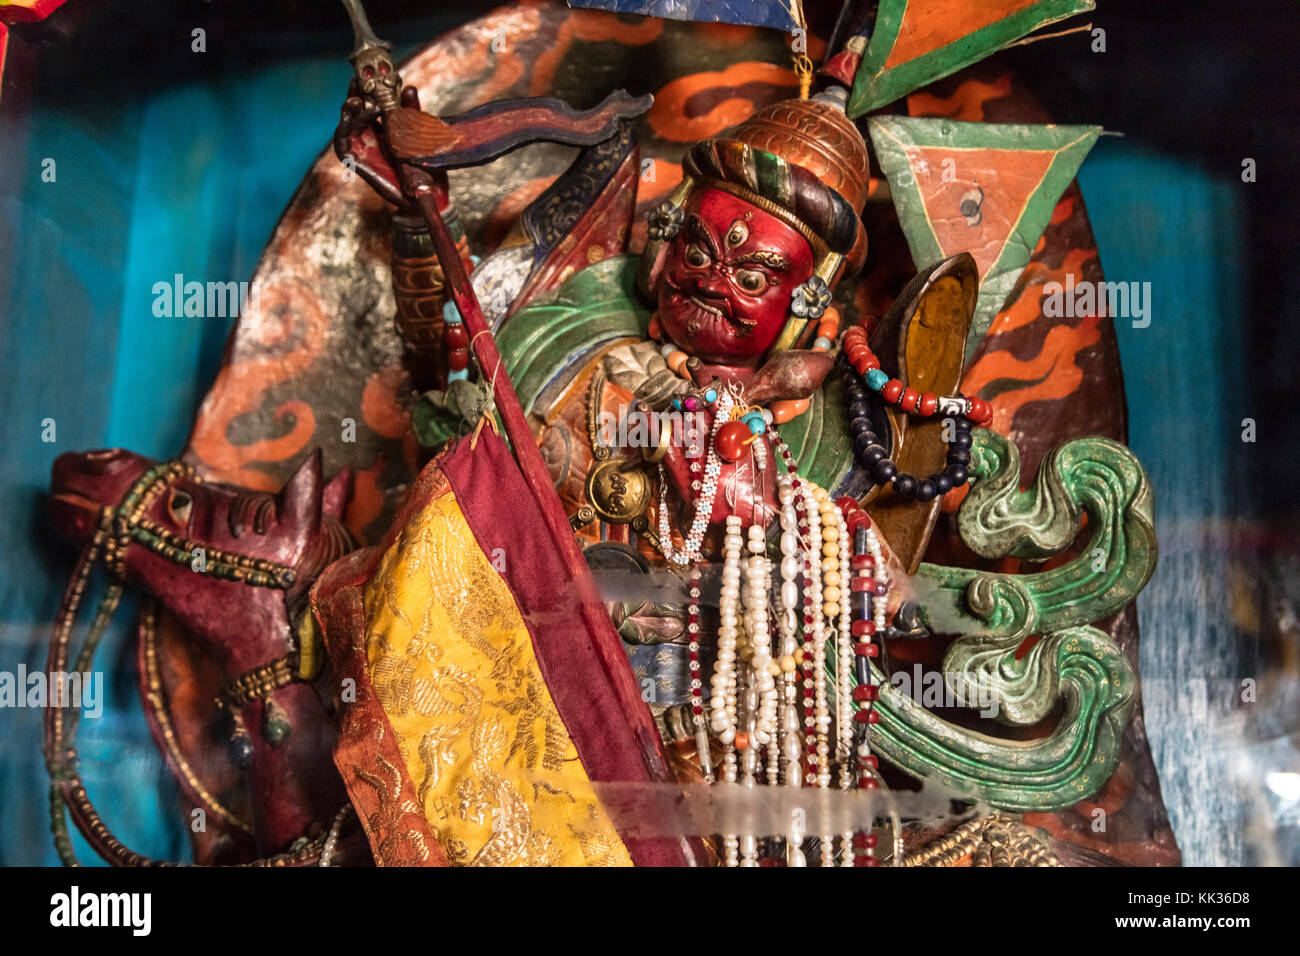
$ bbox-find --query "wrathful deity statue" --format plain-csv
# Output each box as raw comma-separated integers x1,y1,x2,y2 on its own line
40,0,1172,867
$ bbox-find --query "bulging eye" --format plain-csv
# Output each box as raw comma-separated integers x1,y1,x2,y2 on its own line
167,488,193,528
734,269,768,294
362,66,375,79
684,243,710,268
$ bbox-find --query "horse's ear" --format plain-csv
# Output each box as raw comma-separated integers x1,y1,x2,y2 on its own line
277,449,323,530
322,466,352,522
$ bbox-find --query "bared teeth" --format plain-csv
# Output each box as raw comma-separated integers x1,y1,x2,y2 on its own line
688,294,724,317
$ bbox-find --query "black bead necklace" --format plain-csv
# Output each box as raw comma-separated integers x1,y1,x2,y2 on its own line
841,361,973,503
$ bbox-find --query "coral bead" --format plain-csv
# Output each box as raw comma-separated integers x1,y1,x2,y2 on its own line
919,392,938,416
968,396,993,425
714,420,751,462
881,380,904,403
771,398,809,423
443,323,469,349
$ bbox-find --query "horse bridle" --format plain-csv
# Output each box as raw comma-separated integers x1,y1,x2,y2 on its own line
44,460,351,867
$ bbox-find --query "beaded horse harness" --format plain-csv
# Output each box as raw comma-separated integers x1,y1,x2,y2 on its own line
43,460,349,866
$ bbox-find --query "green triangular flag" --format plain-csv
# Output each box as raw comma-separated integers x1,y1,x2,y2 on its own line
868,116,1101,359
847,0,1094,118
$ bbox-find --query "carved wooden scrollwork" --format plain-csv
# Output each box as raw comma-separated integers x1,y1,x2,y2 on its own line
853,429,1157,810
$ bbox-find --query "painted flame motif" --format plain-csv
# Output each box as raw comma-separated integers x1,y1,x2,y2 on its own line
907,74,1013,122
963,313,1104,436
964,243,1102,440
648,61,797,142
406,6,545,105
188,278,329,490
533,10,666,96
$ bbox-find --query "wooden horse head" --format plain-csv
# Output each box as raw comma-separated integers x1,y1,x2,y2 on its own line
47,448,355,861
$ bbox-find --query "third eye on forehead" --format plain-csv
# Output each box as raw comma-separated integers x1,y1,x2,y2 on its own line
687,214,720,255
725,221,750,248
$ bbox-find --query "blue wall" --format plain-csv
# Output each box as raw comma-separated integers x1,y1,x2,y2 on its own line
1081,145,1256,866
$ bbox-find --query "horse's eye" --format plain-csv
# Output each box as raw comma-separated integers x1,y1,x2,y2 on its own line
167,488,193,527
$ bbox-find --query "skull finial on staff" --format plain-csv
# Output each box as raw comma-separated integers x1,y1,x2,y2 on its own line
342,0,401,113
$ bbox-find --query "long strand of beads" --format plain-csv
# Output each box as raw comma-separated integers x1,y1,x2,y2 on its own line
829,506,856,866
809,486,834,866
714,515,743,867
746,436,780,763
775,471,802,787
771,431,821,867
862,527,888,867
658,389,733,565
738,519,770,867
743,535,777,750
755,434,784,789
833,506,854,785
769,433,818,792
712,515,743,748
795,481,816,790
810,489,833,787
686,565,713,783
837,496,884,866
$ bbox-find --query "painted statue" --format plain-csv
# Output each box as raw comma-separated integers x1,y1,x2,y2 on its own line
41,0,1176,867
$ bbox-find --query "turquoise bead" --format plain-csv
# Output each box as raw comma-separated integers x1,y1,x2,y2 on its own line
448,368,470,382
704,388,718,404
442,301,463,324
866,369,888,390
743,413,765,435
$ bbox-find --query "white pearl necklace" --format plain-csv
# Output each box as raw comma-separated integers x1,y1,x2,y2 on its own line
775,472,802,787
743,528,777,749
711,514,743,747
658,401,896,866
658,390,734,566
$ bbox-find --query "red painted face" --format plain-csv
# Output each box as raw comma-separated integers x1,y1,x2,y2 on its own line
657,188,814,366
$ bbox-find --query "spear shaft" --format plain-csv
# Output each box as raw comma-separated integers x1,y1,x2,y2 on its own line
403,171,599,590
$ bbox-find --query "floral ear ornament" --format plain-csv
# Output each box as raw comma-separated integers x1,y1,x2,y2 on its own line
647,201,685,240
790,274,832,321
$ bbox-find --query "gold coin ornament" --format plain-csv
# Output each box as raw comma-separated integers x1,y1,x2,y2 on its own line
585,459,652,524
